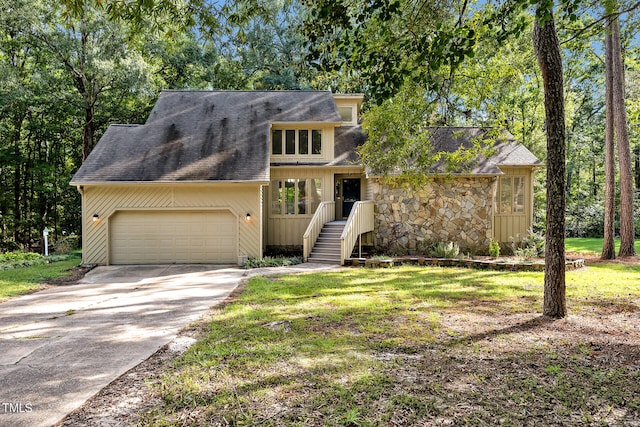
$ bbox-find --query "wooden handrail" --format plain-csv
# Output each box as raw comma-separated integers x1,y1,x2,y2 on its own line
303,201,335,261
340,200,375,265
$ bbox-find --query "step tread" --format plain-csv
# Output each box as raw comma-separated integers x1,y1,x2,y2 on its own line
310,250,341,256
307,221,349,265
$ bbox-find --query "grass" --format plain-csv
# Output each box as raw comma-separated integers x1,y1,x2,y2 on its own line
141,264,640,426
565,237,640,255
0,252,82,301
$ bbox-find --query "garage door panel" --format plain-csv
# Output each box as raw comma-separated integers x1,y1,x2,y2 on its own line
175,240,194,249
110,211,237,264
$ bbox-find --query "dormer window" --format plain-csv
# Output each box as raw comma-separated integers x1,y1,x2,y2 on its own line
338,106,354,123
272,128,322,156
333,93,363,126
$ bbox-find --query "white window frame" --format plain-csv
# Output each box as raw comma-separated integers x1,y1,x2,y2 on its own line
271,128,323,157
338,106,355,124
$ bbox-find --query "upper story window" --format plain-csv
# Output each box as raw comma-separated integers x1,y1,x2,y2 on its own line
500,176,525,214
334,94,363,125
338,106,354,123
272,129,322,156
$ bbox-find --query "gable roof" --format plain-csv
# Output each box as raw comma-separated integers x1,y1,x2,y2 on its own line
71,90,342,184
428,127,542,174
333,126,367,165
368,127,541,177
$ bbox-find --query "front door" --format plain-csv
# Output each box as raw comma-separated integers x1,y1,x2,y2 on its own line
335,177,361,218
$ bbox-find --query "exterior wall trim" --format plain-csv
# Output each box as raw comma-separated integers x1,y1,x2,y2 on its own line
71,180,270,186
270,121,341,127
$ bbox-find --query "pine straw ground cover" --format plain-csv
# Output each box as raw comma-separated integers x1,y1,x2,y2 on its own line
62,263,639,427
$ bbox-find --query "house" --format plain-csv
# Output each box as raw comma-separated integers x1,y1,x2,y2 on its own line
70,90,541,265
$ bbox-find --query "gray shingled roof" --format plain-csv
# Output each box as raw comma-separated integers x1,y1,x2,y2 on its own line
332,126,367,165
373,127,541,176
71,92,540,184
71,90,342,183
428,127,542,174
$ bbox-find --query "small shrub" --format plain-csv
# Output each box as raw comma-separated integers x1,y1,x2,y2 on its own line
521,228,545,257
264,246,303,258
488,239,500,258
0,251,43,263
415,239,436,256
0,251,74,271
243,256,302,269
513,246,538,261
432,242,460,259
375,223,410,256
369,255,393,261
510,228,545,260
53,236,79,254
458,243,481,258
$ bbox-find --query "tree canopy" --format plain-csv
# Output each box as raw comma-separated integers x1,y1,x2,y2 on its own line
0,0,638,278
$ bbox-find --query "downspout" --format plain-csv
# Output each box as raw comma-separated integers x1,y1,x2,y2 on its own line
76,185,85,264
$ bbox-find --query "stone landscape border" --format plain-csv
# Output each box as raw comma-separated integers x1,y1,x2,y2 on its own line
348,257,585,271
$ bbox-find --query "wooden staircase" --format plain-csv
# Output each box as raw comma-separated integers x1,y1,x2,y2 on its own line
307,221,346,264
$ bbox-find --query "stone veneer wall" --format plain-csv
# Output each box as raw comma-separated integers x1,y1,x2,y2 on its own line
373,177,496,252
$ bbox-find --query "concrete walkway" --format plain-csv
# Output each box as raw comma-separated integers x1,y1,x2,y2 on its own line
0,265,247,427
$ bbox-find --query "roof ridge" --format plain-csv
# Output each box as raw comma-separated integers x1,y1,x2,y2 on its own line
160,89,333,94
495,140,525,159
426,125,495,130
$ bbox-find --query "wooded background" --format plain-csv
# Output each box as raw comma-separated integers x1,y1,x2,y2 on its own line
1,0,638,252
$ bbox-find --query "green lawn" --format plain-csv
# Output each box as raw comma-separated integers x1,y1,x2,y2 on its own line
566,237,640,255
0,253,82,301
141,264,640,426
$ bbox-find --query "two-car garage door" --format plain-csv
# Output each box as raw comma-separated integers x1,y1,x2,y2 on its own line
109,210,237,264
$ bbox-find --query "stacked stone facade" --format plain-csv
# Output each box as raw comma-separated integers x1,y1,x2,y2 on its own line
373,177,496,252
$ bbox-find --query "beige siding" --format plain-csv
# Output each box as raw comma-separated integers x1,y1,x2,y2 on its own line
80,183,262,265
493,167,535,242
266,166,364,247
363,178,375,201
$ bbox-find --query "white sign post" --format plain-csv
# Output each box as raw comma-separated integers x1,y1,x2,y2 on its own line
43,227,49,257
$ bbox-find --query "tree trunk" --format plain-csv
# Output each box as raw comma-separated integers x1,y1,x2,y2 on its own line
611,15,636,257
592,147,598,197
634,145,640,190
602,20,616,260
79,17,95,162
12,115,23,245
566,134,573,202
533,8,566,318
83,101,95,161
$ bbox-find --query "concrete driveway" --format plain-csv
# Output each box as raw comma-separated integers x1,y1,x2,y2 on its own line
0,265,246,427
